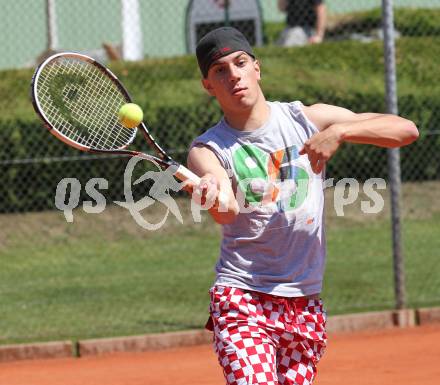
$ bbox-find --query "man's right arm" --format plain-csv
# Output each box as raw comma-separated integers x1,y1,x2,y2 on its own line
187,145,239,225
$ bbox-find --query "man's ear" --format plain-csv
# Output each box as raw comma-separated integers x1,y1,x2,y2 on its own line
254,59,261,81
202,78,215,96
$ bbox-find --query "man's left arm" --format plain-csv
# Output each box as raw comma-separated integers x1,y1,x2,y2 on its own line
300,103,419,173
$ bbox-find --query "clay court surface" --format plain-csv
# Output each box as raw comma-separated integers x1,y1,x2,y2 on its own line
1,325,439,385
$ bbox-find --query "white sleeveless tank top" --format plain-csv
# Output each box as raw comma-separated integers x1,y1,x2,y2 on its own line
191,101,326,297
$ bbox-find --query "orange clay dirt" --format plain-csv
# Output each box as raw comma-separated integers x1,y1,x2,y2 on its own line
1,325,440,385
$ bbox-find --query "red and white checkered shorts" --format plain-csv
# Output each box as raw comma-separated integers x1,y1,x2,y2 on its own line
206,285,327,385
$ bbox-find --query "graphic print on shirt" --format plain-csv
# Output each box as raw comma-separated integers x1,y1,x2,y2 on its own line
232,144,309,212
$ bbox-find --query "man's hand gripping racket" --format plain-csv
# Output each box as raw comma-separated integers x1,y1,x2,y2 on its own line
30,52,201,188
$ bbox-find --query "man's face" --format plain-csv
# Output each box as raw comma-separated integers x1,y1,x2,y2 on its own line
202,51,261,113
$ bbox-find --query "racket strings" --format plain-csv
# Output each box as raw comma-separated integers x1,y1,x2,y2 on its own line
36,56,135,151
62,59,130,148
65,59,127,147
39,61,94,144
74,66,122,147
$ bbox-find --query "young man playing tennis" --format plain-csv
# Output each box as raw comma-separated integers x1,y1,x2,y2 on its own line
187,27,418,385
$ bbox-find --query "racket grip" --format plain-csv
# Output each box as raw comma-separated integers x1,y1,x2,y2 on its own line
174,164,230,210
173,164,201,185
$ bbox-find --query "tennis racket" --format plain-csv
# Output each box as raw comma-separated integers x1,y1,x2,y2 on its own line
30,52,200,185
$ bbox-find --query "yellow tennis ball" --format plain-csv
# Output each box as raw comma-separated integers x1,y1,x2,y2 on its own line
118,103,143,128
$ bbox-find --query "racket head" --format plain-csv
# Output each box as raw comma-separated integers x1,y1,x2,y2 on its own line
31,52,137,152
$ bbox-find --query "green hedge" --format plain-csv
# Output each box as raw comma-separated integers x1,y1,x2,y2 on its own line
1,35,439,213
326,7,440,38
264,7,440,44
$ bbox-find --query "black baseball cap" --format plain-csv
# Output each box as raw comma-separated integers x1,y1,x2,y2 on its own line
196,27,255,78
